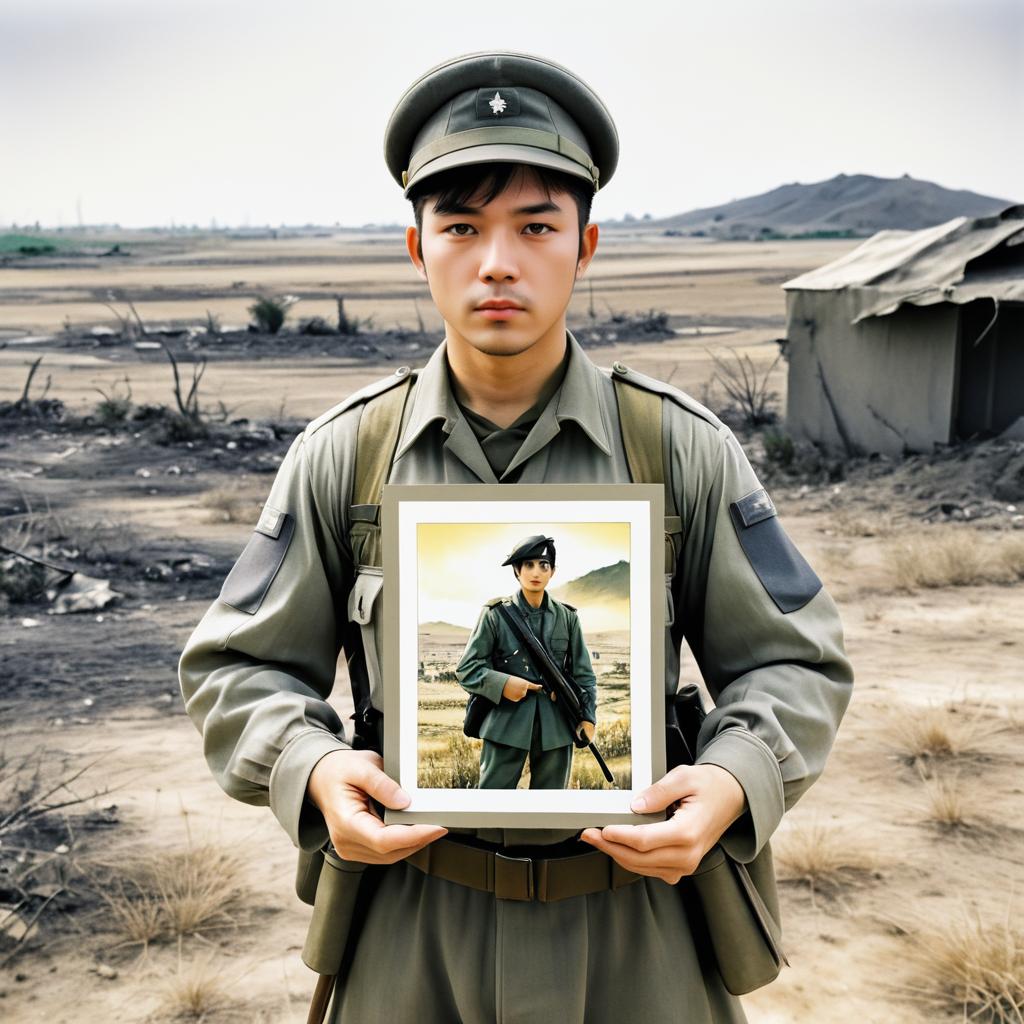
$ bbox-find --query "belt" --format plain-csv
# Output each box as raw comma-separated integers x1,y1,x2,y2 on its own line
404,836,642,902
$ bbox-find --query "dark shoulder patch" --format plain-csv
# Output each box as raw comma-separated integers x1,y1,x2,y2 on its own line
484,596,505,608
304,367,414,437
728,488,821,614
219,508,295,614
607,361,723,429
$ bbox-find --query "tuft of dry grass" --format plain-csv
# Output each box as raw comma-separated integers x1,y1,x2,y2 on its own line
919,772,970,829
903,906,1024,1023
159,952,233,1021
886,701,997,765
199,488,251,524
774,823,878,894
887,528,1024,591
94,843,248,949
829,509,896,539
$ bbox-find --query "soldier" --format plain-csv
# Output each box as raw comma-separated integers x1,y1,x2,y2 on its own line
456,534,598,790
179,50,852,1023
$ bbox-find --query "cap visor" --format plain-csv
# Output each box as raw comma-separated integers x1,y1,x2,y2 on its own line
404,144,594,197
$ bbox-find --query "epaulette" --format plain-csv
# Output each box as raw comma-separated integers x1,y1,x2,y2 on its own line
304,366,415,437
606,360,723,430
484,596,505,608
560,600,577,613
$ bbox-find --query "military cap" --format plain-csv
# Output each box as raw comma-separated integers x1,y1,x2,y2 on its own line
384,50,618,197
502,535,556,567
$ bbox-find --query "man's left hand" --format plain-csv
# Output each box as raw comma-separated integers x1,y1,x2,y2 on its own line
579,764,746,884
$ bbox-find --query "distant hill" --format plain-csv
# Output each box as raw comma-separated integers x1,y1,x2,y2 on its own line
419,621,470,638
552,560,630,607
644,174,1014,239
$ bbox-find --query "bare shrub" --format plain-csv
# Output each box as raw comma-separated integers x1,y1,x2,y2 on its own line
775,822,877,893
92,375,133,427
903,906,1024,1023
1000,534,1024,581
597,718,632,759
887,529,1011,590
829,508,895,539
886,701,996,765
248,295,292,334
707,347,781,427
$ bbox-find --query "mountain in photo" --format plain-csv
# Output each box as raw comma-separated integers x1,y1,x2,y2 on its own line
644,173,1015,239
552,560,630,606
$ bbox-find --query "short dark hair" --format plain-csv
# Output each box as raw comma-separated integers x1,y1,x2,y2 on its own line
407,163,594,261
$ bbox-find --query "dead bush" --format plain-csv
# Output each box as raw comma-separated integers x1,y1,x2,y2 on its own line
199,488,251,524
903,906,1024,1023
158,951,236,1021
774,822,877,894
919,772,971,830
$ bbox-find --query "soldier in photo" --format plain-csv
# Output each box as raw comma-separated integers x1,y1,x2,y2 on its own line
455,534,598,789
179,49,853,1023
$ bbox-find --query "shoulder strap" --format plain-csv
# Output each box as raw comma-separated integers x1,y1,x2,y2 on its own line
613,375,681,572
349,374,416,568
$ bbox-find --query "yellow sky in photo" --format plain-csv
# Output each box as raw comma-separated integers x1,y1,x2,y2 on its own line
418,522,629,628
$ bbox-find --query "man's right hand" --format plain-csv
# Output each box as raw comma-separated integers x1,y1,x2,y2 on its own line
502,676,543,702
306,749,447,864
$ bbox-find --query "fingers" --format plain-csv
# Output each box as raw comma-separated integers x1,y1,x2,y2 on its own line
347,759,412,810
579,828,700,882
331,809,447,864
526,682,543,691
630,765,697,813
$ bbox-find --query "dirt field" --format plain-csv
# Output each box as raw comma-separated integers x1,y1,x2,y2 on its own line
2,231,1022,1023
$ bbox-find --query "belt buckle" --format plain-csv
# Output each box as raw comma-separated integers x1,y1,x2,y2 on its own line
494,852,534,901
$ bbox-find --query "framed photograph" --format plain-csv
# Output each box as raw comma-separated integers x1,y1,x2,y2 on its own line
381,483,665,828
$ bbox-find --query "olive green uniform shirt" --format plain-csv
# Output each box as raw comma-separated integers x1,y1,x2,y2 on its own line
456,589,597,751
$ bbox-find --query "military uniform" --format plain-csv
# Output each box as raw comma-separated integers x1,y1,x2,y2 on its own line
178,49,852,1024
457,583,597,789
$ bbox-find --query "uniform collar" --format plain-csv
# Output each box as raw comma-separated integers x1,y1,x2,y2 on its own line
394,330,612,465
515,589,550,613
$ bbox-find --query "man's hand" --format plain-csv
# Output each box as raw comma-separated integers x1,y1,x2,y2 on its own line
307,749,447,864
502,676,543,702
576,720,595,743
579,764,746,885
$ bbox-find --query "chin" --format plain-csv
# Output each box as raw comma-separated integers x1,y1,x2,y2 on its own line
460,330,542,358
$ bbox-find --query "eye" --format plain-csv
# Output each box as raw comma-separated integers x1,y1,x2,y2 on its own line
523,223,553,235
444,223,476,236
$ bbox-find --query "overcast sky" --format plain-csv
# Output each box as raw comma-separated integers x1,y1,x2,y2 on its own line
2,0,1020,229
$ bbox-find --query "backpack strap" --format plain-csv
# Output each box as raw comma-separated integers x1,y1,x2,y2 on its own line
612,373,681,573
349,372,417,568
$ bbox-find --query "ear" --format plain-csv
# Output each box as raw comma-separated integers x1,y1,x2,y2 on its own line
575,222,600,279
406,225,427,281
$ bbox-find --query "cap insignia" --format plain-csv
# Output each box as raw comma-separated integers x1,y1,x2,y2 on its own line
488,91,507,115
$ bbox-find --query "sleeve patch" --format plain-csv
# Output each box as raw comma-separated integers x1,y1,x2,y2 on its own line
728,498,822,614
219,512,295,614
733,488,777,527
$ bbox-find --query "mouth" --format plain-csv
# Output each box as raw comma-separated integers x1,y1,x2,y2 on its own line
475,299,525,320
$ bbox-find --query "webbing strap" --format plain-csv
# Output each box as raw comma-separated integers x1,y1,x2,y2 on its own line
352,376,415,509
613,376,681,572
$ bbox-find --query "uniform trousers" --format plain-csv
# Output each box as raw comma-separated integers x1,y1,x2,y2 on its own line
479,707,573,790
330,860,748,1024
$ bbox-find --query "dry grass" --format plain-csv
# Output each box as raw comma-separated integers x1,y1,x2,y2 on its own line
774,822,878,894
94,843,248,949
829,508,896,539
886,701,997,765
158,952,234,1022
919,772,970,829
903,906,1024,1023
887,528,1024,591
199,488,252,524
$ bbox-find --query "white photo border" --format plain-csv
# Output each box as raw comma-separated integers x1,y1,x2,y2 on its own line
382,483,665,828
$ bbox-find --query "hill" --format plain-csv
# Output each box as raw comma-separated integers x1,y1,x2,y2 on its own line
552,560,630,606
644,174,1014,239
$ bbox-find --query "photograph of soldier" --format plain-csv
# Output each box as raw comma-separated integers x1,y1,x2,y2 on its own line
455,534,598,789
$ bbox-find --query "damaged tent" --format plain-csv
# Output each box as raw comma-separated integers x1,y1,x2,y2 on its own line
782,205,1024,456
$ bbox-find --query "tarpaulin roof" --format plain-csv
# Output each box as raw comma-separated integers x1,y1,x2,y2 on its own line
783,204,1024,322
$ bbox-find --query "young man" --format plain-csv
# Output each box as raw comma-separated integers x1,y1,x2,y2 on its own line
456,534,598,790
179,51,852,1023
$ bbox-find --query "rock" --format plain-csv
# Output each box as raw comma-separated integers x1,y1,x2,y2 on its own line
95,964,118,980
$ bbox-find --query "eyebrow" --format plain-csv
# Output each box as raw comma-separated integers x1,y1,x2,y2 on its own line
437,200,563,217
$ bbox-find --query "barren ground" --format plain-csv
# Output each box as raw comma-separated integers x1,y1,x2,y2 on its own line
1,232,1021,1023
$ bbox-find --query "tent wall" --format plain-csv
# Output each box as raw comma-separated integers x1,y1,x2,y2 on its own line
785,290,959,455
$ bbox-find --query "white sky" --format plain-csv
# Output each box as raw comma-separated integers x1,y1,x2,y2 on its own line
2,0,1020,228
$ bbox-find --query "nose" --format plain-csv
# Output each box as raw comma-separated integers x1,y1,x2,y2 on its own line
478,230,519,283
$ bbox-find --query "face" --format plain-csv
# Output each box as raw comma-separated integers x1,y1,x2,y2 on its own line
406,167,598,359
516,558,554,595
